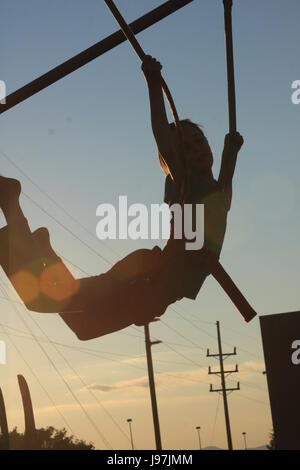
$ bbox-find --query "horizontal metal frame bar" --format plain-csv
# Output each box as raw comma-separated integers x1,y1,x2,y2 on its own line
0,0,194,115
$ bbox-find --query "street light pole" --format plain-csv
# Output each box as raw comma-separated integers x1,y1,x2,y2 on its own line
242,431,247,450
144,321,162,450
196,426,202,450
127,418,134,450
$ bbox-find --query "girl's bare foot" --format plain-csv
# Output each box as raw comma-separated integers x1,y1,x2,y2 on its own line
0,176,22,224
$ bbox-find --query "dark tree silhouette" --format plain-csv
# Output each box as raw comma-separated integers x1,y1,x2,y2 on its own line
0,426,95,450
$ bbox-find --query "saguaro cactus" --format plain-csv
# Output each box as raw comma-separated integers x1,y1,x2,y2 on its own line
17,375,38,449
0,386,9,450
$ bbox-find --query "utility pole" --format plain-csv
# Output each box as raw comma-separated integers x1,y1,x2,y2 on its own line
207,321,240,450
144,319,162,450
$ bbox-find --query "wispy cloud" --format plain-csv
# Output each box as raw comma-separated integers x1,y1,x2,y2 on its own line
86,360,265,395
88,375,149,393
87,368,211,394
121,356,147,365
34,402,99,416
240,361,265,373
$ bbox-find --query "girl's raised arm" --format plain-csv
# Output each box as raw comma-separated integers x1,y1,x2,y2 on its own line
142,56,183,186
218,132,244,201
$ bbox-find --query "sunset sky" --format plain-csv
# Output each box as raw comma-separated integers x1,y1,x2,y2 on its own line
0,0,299,450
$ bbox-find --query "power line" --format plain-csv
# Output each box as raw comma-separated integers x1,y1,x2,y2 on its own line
220,322,261,344
1,323,208,373
0,287,75,434
0,319,209,369
159,319,206,351
209,393,220,448
0,151,268,435
2,146,212,341
0,323,75,435
169,306,217,340
0,316,269,409
5,311,253,410
0,312,149,378
0,148,121,261
0,316,147,365
1,147,262,366
170,304,215,327
22,191,112,267
235,392,268,407
162,343,206,369
170,305,262,361
0,279,112,449
0,288,266,398
135,323,209,369
39,339,131,445
1,147,239,349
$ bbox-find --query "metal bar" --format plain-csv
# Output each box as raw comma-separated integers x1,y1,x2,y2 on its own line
104,0,188,201
103,0,180,124
194,251,257,322
104,0,146,62
211,260,257,323
223,0,237,133
0,0,194,115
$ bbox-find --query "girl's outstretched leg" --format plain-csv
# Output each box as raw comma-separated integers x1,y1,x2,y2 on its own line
0,176,78,312
0,177,176,338
59,249,178,340
28,228,80,312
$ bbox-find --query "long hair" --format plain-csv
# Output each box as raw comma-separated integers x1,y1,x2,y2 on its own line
158,119,210,172
169,119,209,143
